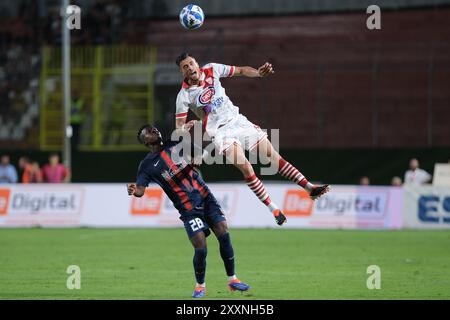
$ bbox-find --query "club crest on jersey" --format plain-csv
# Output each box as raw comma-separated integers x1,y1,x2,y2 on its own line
198,86,215,105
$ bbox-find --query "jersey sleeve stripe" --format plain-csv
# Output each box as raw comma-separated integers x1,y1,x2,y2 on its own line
176,112,188,119
227,66,235,77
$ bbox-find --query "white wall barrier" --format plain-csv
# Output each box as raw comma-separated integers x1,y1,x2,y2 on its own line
0,184,404,229
403,185,450,229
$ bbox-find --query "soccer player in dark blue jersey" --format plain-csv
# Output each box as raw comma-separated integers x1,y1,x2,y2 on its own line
127,124,250,298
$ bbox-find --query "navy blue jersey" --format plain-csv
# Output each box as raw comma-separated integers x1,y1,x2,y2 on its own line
136,140,211,213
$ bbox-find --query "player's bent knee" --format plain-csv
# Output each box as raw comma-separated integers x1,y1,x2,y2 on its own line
242,163,254,177
270,149,281,162
263,139,280,160
212,221,228,238
190,232,207,249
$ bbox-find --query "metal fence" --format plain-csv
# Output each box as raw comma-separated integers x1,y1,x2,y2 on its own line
39,45,157,151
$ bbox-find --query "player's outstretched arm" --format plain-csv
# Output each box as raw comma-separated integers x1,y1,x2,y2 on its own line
234,62,274,78
127,183,145,197
176,118,197,132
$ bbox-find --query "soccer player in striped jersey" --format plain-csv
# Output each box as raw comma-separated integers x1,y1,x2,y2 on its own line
174,53,330,226
127,124,250,298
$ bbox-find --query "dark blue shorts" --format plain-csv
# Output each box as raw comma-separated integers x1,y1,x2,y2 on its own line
180,194,226,239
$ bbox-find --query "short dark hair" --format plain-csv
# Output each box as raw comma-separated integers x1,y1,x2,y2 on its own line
175,52,192,66
137,124,150,144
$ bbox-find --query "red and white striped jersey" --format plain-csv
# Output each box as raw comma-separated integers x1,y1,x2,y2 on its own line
175,63,239,136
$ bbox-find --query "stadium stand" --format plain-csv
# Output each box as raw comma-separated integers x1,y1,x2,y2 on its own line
1,3,449,149
126,8,450,147
0,12,40,147
0,1,449,185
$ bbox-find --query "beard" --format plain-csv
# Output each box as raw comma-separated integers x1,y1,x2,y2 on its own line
187,70,200,83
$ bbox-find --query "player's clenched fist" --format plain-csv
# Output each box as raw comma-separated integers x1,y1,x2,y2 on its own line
258,62,274,77
127,183,145,197
127,183,136,196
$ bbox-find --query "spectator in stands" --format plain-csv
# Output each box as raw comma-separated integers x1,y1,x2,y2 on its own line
31,161,43,183
391,176,402,186
404,158,431,185
19,156,43,183
42,153,71,183
44,5,62,44
0,154,18,183
18,156,32,182
359,176,370,186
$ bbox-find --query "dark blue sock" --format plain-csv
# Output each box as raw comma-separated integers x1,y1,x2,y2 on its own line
218,233,235,277
193,248,207,284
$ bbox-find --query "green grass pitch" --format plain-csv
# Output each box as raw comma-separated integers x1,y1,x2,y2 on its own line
1,228,449,299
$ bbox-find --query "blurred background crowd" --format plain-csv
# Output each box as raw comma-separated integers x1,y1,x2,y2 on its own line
0,0,449,185
1,151,445,186
0,153,70,183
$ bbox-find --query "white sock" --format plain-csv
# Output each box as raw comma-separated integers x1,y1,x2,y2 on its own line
228,275,237,281
305,182,314,192
196,282,205,287
268,202,279,213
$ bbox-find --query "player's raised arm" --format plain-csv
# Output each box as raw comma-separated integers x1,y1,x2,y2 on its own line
234,62,274,78
175,90,190,129
176,119,198,134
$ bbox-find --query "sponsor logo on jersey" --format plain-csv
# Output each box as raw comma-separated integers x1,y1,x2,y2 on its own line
199,86,215,105
203,97,224,113
161,156,189,182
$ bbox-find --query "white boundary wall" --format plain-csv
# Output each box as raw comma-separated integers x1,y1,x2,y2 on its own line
0,183,405,229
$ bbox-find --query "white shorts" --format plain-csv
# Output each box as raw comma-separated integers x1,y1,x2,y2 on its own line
211,114,267,154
